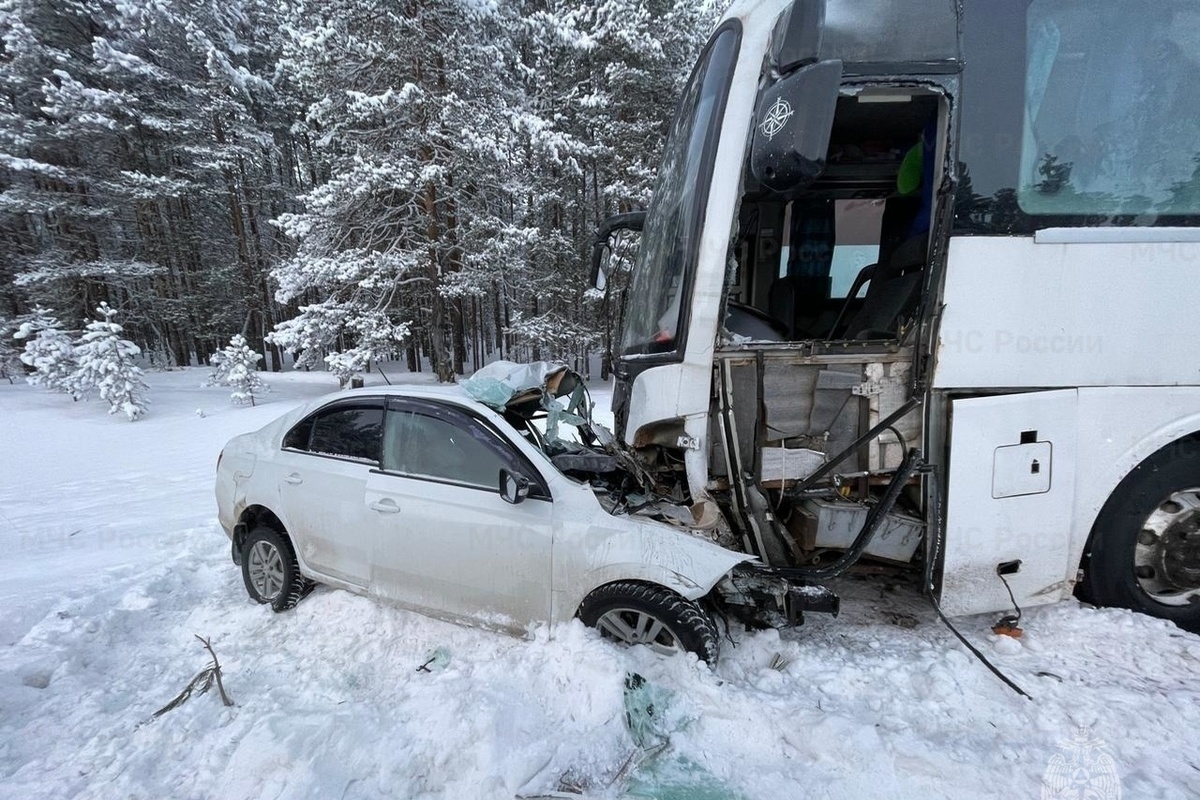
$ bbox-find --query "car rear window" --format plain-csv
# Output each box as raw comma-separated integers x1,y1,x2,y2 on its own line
288,404,383,463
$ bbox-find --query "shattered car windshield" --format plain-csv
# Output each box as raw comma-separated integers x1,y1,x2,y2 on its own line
462,361,603,455
462,361,691,525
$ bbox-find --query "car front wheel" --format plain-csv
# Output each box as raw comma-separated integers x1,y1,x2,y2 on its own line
578,581,720,664
241,526,309,612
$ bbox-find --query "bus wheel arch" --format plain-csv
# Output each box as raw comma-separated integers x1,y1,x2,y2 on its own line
1078,432,1200,632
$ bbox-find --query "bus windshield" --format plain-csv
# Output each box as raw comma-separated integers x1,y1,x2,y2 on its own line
619,25,740,358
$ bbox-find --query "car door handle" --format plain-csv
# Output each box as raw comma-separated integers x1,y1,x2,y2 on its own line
370,499,400,514
284,473,303,485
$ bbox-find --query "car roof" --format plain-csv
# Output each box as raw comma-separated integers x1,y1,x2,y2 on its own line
301,383,493,416
343,384,470,399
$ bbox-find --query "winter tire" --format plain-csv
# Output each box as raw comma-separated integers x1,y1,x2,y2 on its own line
577,581,720,664
241,526,311,613
1079,440,1200,633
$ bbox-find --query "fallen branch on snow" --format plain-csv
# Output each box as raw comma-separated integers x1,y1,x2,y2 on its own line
148,635,234,721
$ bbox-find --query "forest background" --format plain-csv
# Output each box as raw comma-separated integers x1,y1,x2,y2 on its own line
0,0,720,383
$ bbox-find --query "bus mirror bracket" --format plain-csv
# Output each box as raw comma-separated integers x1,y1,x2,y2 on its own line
774,0,827,73
750,59,842,193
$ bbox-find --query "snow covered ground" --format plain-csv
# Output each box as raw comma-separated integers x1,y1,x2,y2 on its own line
2,368,1199,800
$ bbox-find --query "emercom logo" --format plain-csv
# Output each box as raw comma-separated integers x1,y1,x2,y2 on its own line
1041,728,1122,800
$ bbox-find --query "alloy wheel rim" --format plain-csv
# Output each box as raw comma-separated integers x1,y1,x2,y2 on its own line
595,607,682,656
248,541,285,601
1133,487,1200,606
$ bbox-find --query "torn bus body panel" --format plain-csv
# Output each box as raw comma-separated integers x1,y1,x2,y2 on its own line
695,78,959,582
603,39,957,589
709,350,930,577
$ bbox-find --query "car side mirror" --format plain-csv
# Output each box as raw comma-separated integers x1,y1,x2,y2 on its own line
499,468,531,504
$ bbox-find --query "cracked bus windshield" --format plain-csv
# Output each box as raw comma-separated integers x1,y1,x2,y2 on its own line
619,26,739,357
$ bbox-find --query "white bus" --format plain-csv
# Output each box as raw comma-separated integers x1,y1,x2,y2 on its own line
598,0,1200,632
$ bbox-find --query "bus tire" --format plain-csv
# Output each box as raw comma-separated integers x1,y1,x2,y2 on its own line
1079,439,1200,633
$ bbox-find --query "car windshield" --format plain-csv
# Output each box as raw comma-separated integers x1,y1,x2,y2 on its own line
619,25,740,357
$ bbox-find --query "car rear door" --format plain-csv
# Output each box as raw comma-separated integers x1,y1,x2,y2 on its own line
274,398,384,588
364,398,554,631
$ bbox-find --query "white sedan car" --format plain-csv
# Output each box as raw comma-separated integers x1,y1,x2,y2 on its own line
215,366,789,662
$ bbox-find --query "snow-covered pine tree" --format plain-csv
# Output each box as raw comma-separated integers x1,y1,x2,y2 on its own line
14,308,79,396
270,0,534,382
497,0,714,369
0,0,305,367
210,334,269,405
0,316,25,383
204,347,227,387
3,0,721,379
70,303,150,420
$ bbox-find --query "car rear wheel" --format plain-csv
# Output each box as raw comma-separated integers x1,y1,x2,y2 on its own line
578,581,720,664
1080,441,1200,632
241,526,310,613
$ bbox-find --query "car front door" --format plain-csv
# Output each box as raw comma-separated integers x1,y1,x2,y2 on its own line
365,398,554,631
274,398,384,588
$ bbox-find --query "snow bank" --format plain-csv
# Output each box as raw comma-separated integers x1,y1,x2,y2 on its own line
1,369,1197,799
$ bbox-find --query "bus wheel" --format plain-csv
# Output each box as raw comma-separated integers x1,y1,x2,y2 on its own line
1080,442,1200,632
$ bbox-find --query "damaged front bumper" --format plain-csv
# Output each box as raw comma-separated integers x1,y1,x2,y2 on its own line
713,562,840,630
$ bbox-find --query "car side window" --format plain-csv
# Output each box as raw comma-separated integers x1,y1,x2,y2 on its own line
383,409,508,489
285,403,384,464
381,401,548,497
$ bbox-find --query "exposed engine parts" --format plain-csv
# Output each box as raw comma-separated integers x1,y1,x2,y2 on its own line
460,360,934,634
